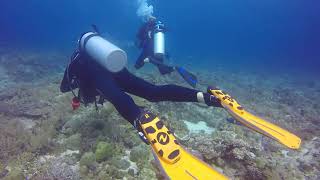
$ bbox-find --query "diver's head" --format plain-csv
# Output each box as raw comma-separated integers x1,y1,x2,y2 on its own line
147,15,157,23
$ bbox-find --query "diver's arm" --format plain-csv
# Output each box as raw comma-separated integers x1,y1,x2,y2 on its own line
135,51,149,69
60,68,75,93
60,52,81,93
60,68,80,93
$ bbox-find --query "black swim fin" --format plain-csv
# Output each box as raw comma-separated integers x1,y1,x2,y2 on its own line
148,58,198,88
175,67,198,88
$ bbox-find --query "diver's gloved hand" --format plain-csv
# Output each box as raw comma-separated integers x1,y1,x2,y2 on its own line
204,93,223,108
204,87,224,108
206,86,224,108
133,117,150,145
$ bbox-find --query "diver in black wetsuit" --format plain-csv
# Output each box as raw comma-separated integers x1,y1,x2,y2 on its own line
61,31,222,144
135,17,198,88
135,16,174,75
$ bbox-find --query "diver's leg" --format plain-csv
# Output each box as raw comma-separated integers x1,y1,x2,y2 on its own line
135,50,148,69
91,69,141,125
93,72,150,143
114,69,221,107
156,63,175,75
135,42,154,69
148,56,174,75
152,57,174,75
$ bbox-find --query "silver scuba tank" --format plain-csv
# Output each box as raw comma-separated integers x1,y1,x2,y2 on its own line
153,21,165,58
79,32,127,73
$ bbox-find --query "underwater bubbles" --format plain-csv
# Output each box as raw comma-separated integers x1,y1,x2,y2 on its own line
136,0,154,21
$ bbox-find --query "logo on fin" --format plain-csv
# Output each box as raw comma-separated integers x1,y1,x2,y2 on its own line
157,132,170,145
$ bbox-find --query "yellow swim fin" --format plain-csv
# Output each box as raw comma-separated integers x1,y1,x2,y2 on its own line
208,87,301,149
139,112,228,180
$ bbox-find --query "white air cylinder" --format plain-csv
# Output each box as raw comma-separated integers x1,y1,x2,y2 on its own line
154,31,165,58
79,32,127,73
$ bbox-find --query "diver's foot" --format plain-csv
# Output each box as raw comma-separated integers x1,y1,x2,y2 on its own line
204,94,222,107
143,58,150,63
137,130,149,145
133,118,150,145
134,58,147,69
206,87,223,107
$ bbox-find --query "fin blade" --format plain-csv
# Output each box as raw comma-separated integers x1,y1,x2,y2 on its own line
140,113,227,179
176,67,198,88
209,88,301,149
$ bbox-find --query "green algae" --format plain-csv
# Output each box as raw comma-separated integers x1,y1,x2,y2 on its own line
95,142,115,162
129,144,149,163
110,157,130,170
80,152,96,169
65,133,81,150
3,168,24,180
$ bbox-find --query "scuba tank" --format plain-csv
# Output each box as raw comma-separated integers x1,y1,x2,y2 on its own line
153,21,165,58
79,32,127,73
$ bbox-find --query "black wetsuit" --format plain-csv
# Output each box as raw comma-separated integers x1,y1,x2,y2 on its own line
135,21,174,75
61,53,200,125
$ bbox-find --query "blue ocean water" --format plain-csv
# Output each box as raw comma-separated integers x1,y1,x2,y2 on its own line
0,0,319,74
1,1,320,179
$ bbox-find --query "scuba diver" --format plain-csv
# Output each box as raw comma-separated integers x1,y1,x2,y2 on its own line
135,16,198,88
60,28,301,179
61,30,222,144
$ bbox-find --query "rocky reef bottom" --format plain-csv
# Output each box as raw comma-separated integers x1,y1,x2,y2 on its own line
0,49,319,179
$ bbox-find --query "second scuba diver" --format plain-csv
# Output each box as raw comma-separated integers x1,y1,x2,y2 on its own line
135,16,198,88
61,30,222,144
135,16,172,74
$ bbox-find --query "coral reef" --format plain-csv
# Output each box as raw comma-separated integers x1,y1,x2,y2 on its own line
95,141,115,162
0,48,319,179
129,144,150,163
65,133,82,151
185,131,263,179
80,152,97,170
